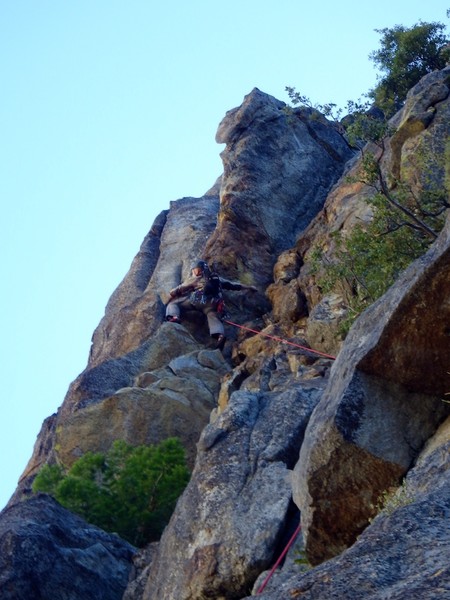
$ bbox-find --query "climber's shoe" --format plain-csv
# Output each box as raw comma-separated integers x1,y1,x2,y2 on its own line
166,316,181,324
215,334,226,351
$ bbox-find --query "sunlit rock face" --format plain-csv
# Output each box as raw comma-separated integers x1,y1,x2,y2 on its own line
207,87,355,288
14,87,352,500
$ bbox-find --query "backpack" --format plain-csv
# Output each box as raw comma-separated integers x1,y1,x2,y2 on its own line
204,265,229,318
202,264,222,299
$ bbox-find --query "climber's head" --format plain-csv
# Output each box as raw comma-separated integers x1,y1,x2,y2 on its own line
191,259,208,276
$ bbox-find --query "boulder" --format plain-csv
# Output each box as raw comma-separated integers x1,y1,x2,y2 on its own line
15,325,229,497
243,415,450,599
52,330,230,471
0,494,135,600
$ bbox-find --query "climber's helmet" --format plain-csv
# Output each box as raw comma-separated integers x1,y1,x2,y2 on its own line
191,259,208,273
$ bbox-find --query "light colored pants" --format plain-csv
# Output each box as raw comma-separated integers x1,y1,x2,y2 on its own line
166,296,224,336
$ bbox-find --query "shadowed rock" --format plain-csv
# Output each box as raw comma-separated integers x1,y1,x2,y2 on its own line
243,415,450,600
141,385,322,600
0,494,135,600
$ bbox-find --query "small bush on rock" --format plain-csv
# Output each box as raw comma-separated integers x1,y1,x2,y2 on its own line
32,437,190,547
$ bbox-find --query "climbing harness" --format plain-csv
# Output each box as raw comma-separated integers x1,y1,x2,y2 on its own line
189,289,228,317
189,263,225,309
256,523,302,594
215,298,229,320
189,289,209,305
224,320,336,360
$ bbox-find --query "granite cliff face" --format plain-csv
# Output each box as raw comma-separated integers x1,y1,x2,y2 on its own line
2,69,450,599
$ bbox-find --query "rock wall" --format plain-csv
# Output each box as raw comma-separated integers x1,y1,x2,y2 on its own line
12,86,353,502
245,415,450,600
143,385,321,600
293,211,450,563
3,68,450,599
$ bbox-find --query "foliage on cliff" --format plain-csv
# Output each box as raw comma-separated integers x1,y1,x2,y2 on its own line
32,437,190,547
369,19,450,115
287,16,450,120
310,132,448,331
288,17,450,332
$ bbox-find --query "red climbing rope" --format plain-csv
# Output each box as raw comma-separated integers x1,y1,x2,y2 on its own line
223,320,336,360
256,523,302,594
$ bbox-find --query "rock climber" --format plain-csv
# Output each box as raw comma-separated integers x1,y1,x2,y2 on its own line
165,259,257,350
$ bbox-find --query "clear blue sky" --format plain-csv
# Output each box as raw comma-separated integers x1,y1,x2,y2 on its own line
1,1,448,510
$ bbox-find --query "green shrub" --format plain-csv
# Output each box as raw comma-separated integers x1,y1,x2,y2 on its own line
311,207,431,334
310,91,447,332
369,20,449,116
287,13,449,336
32,438,190,547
